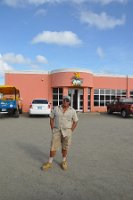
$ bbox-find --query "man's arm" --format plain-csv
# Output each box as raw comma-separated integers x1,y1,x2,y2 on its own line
71,121,78,132
50,117,54,130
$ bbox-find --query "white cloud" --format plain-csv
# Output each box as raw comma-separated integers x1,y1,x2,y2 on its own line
36,55,48,64
97,47,105,58
72,0,127,4
32,31,82,46
2,0,127,7
91,0,127,5
2,0,61,7
80,11,125,30
0,53,48,68
2,0,22,7
2,53,31,64
35,9,47,16
0,59,13,71
0,55,13,79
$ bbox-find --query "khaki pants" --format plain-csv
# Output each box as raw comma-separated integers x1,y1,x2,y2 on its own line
50,129,72,151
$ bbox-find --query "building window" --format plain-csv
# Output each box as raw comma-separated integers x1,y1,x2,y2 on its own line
130,90,133,98
88,89,90,110
94,89,127,107
52,88,63,107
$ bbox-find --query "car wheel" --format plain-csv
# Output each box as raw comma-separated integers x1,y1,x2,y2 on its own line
19,108,23,114
121,110,128,118
107,108,112,114
14,110,19,118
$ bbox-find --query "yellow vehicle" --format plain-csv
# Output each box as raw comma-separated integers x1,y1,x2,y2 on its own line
0,85,23,117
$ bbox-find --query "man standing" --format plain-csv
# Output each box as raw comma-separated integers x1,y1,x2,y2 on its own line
41,95,78,171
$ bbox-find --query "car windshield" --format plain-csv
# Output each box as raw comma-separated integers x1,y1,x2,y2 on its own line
119,98,133,103
32,99,48,104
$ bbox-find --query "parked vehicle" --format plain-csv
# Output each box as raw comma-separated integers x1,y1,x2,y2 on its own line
107,97,133,118
0,85,23,117
29,98,51,116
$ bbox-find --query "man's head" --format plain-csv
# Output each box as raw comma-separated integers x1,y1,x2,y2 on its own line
63,95,71,102
62,96,71,108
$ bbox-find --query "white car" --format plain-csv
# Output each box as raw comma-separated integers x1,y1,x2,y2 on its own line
29,99,51,116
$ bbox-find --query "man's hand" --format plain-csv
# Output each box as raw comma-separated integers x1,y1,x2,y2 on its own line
50,118,54,130
71,121,78,132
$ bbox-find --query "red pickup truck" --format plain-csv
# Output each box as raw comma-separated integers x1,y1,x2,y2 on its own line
107,97,133,118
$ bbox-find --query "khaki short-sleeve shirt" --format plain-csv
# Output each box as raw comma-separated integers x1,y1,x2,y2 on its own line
50,105,78,136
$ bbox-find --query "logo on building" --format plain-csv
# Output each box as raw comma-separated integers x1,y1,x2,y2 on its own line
72,72,83,86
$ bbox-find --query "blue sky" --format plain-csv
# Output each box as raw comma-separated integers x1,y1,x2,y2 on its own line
0,0,133,84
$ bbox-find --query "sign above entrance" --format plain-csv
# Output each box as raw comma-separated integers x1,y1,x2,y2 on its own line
72,72,83,86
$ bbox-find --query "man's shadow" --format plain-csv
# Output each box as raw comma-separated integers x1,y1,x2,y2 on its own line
16,141,62,167
16,141,48,163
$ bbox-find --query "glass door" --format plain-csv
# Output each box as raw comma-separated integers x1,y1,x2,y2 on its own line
68,88,83,111
78,89,83,111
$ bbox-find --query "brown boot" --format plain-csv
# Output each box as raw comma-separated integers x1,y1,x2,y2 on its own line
60,161,68,170
41,162,52,171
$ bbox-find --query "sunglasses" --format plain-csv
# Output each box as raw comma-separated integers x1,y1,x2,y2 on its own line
63,99,70,102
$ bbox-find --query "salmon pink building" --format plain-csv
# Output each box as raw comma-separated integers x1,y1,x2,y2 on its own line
5,68,133,113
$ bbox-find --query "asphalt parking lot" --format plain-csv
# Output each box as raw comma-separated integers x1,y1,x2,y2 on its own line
0,113,133,200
